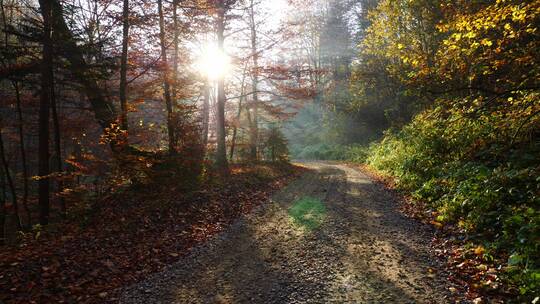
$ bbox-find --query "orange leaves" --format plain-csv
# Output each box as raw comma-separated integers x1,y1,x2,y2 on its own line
474,245,485,256
430,220,444,229
99,122,128,146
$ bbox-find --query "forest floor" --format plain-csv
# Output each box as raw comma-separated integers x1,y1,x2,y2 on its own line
0,162,302,303
119,161,468,304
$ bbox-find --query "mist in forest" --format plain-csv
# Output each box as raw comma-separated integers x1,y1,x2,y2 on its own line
0,0,539,301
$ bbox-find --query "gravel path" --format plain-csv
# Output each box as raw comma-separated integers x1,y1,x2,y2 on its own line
119,162,463,303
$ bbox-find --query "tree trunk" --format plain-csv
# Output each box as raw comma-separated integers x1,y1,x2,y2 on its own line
0,124,22,230
2,1,30,228
48,0,117,133
172,0,179,102
12,82,31,227
215,2,228,171
248,0,259,161
51,79,65,218
0,0,8,46
158,0,176,154
38,0,53,225
172,0,182,145
202,79,210,149
229,95,243,162
229,63,249,162
0,163,5,245
119,0,129,131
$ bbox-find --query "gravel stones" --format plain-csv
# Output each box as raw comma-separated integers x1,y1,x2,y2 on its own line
119,162,464,304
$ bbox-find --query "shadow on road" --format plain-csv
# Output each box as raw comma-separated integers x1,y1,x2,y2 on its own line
120,162,458,303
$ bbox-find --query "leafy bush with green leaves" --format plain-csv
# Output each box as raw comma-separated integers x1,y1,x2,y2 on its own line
365,102,540,298
293,143,369,162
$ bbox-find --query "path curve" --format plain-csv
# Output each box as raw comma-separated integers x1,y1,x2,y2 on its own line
120,162,463,303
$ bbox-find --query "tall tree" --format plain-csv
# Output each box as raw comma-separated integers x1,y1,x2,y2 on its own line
12,81,30,226
119,0,130,131
158,0,176,154
247,0,259,160
48,0,117,133
0,160,5,245
38,0,54,225
214,0,228,170
0,122,21,230
1,0,31,227
201,79,210,149
51,79,65,218
229,62,249,161
172,0,179,103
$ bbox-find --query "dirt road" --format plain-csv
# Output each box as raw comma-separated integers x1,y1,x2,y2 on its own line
120,162,462,303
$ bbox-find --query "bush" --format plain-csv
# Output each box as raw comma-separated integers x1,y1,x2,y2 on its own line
293,143,369,162
365,102,540,297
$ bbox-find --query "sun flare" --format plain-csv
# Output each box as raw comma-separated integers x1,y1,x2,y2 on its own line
196,44,231,80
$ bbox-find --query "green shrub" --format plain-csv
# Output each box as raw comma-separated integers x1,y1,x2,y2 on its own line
365,103,540,297
293,143,369,162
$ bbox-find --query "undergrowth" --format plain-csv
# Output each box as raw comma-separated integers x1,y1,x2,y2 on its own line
337,100,540,300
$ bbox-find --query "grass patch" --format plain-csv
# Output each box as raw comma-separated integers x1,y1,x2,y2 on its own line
288,196,326,230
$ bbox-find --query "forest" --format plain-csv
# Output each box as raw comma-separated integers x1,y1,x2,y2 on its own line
0,0,538,303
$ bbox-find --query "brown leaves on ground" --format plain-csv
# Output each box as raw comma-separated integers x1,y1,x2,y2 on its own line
0,162,305,304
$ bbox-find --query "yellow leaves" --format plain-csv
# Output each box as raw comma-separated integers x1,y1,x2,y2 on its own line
476,264,488,271
480,39,493,47
474,245,485,256
511,6,527,22
401,55,420,68
525,27,537,34
435,22,448,33
464,31,477,39
397,43,404,50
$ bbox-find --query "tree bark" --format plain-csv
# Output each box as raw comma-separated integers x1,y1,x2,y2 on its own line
12,82,31,227
202,79,210,149
38,0,53,225
2,1,30,228
157,0,176,154
51,79,65,218
0,163,5,245
48,0,117,133
215,2,228,171
229,95,243,162
229,63,249,161
172,0,179,102
248,0,259,161
119,0,129,131
0,124,22,230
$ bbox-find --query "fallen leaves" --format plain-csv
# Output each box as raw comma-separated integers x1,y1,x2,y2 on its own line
430,220,444,229
473,245,485,256
0,163,305,303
